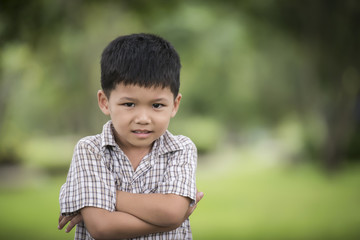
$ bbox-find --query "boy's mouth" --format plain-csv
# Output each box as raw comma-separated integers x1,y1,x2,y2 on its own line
132,130,152,134
132,130,153,139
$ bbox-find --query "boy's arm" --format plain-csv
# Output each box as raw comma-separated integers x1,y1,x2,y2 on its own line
58,192,204,239
80,207,178,239
116,191,190,227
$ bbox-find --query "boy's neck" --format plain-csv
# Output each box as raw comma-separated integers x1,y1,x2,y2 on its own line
121,145,153,171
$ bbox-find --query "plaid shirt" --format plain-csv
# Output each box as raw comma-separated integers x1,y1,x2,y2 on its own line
59,121,197,240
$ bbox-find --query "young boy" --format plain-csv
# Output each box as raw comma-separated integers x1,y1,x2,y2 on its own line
58,33,203,239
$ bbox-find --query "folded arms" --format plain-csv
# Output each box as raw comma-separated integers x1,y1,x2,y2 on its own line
58,191,204,239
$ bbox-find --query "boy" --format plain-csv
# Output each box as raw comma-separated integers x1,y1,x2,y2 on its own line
58,33,203,239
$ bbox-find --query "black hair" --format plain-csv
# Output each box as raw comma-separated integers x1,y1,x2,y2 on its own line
100,33,181,98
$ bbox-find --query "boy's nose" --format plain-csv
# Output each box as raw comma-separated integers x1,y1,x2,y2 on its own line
134,110,151,124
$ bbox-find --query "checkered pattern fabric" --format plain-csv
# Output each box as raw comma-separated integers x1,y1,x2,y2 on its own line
59,120,197,239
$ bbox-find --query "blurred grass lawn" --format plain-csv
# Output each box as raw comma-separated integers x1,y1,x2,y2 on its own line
1,147,360,240
193,160,360,239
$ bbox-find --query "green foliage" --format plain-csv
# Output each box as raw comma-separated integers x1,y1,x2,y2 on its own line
0,1,359,168
20,136,79,171
170,116,223,154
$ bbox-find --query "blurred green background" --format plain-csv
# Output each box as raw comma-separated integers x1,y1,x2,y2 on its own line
1,0,360,239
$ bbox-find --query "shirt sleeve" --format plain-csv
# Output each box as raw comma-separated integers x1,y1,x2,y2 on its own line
157,137,197,205
59,139,116,215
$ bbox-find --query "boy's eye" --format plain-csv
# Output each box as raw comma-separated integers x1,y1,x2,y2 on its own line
152,103,164,109
123,103,135,107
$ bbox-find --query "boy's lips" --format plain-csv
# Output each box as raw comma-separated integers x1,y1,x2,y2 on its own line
132,130,152,134
131,130,153,138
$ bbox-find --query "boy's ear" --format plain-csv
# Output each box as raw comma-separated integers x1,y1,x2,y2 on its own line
97,90,110,115
171,93,182,118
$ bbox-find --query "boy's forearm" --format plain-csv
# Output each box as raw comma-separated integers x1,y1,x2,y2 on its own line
81,207,178,240
116,191,190,227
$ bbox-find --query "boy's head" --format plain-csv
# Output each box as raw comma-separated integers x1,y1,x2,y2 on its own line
100,33,181,99
98,33,183,151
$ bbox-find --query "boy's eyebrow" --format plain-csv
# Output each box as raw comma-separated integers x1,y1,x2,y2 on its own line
118,97,170,102
153,98,170,102
119,97,137,101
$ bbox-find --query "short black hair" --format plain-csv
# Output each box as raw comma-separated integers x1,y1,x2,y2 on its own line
100,33,181,98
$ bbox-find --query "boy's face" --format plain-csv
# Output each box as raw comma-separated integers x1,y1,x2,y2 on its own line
98,83,181,153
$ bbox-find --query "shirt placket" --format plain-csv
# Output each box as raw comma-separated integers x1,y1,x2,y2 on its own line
115,153,133,192
118,154,153,193
132,156,153,193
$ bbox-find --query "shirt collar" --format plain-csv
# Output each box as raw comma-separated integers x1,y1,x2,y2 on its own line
154,130,185,156
101,120,118,149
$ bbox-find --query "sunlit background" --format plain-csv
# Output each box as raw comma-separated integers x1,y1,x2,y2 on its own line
1,1,360,239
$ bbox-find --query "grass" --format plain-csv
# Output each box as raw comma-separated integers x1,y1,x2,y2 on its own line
0,146,360,240
191,148,360,239
0,175,75,240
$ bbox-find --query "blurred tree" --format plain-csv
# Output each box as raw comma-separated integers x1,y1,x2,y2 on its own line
0,0,359,170
0,0,183,164
238,0,360,170
0,0,91,163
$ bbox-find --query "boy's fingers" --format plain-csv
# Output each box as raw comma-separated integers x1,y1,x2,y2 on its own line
186,203,198,218
58,215,74,230
196,191,204,204
58,214,63,224
65,214,83,233
190,204,197,214
185,191,204,218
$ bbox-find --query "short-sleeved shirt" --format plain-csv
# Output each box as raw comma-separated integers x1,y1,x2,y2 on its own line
59,120,197,240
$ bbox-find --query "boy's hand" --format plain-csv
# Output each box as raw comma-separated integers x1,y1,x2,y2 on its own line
185,190,204,219
58,213,83,233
